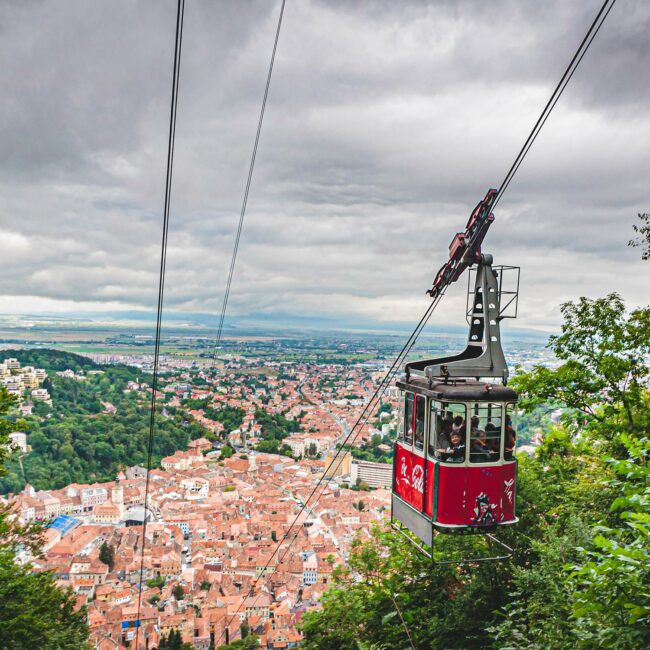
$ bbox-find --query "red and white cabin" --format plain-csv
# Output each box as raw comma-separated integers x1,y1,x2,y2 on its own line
392,377,518,546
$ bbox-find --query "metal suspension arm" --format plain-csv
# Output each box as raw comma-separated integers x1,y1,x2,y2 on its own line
427,188,497,297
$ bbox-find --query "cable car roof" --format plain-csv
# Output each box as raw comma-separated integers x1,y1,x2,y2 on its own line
396,376,518,402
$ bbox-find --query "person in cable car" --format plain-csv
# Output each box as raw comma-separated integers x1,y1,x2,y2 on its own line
438,418,453,450
440,431,465,463
504,416,517,460
470,429,492,463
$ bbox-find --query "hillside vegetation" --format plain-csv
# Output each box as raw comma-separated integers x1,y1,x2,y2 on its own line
299,293,650,650
0,350,204,493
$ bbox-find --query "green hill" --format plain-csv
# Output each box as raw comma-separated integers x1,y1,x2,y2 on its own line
0,349,205,493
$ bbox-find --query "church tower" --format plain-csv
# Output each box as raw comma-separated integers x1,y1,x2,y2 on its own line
248,453,258,479
112,475,124,517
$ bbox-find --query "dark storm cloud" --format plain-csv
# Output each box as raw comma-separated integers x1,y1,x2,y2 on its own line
0,0,647,329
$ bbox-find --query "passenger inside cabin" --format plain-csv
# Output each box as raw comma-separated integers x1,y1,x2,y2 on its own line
505,415,516,460
452,415,464,434
437,418,453,451
485,422,500,455
471,415,480,433
439,431,465,462
470,430,494,463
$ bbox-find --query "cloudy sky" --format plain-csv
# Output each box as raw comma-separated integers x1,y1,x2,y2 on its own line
0,0,648,332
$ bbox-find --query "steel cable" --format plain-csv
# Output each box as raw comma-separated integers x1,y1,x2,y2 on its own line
213,0,286,358
493,0,617,209
135,1,185,646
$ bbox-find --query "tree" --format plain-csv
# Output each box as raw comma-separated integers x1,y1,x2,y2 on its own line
511,294,650,435
301,294,650,650
567,435,650,649
628,212,650,260
98,541,115,571
220,445,233,460
159,629,192,650
200,580,211,591
217,634,259,650
146,575,166,589
172,584,185,601
0,387,18,467
0,386,90,649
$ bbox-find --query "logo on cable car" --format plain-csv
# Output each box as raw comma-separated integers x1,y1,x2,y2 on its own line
412,465,424,494
471,492,497,526
504,478,514,504
399,457,410,487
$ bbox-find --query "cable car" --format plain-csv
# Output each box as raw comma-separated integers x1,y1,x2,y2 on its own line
391,254,520,560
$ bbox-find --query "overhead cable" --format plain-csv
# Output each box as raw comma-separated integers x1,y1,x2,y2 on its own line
493,0,617,209
136,0,185,646
215,289,446,644
213,0,286,356
215,0,620,639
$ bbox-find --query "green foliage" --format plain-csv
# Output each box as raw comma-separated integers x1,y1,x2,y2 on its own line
255,439,279,454
254,408,301,441
0,384,90,649
98,541,115,571
217,633,259,649
628,212,650,260
159,629,193,650
203,405,245,432
0,350,205,493
0,349,99,374
172,584,185,601
511,294,649,437
567,435,650,648
0,387,18,468
0,543,91,649
146,575,166,589
200,580,211,591
220,445,234,460
301,294,650,650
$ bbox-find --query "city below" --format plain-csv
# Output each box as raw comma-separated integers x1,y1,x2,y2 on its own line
1,320,554,649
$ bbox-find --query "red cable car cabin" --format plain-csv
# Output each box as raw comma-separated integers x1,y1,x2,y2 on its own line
392,379,518,544
391,255,520,551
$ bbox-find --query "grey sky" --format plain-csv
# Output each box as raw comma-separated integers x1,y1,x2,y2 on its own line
0,0,648,331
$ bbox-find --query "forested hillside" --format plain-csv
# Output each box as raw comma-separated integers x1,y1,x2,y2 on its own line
0,350,205,493
299,294,650,650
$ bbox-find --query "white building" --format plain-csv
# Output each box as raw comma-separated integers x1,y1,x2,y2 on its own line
301,551,318,585
80,487,108,510
31,388,51,403
8,431,27,453
350,460,393,488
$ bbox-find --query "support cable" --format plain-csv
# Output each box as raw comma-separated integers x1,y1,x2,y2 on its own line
214,290,445,644
213,0,286,356
493,0,617,209
215,0,618,642
135,0,185,646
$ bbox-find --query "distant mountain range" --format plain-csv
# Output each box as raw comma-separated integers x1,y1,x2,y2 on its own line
0,309,550,341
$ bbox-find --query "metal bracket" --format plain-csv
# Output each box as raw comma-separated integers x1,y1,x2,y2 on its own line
391,519,513,564
406,256,519,384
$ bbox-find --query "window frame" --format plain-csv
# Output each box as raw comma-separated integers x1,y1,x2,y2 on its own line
504,402,517,462
414,393,426,453
429,400,467,464
404,392,414,446
468,401,504,465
